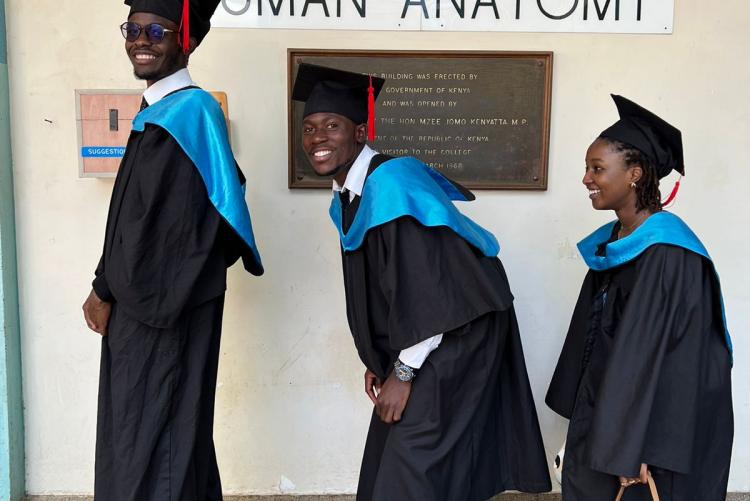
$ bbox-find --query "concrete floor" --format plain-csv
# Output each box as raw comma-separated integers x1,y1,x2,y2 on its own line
24,494,750,501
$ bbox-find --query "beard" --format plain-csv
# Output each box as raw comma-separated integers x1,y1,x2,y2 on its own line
315,162,346,178
133,52,187,82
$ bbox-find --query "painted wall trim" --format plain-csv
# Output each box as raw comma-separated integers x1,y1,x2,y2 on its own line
0,0,26,499
0,0,6,65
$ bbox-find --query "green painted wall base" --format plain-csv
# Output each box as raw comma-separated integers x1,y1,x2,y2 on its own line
0,0,26,499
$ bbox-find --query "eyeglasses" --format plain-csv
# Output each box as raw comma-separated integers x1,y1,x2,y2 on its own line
120,22,177,43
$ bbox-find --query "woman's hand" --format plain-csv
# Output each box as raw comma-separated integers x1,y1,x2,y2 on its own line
619,463,648,487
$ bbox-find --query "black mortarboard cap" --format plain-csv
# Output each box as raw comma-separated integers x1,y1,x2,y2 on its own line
125,0,220,47
292,63,385,133
599,94,684,179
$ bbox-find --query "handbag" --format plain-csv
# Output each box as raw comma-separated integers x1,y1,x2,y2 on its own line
614,472,660,501
553,441,565,485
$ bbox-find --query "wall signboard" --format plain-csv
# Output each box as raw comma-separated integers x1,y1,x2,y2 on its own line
76,90,230,178
216,0,674,33
288,50,553,190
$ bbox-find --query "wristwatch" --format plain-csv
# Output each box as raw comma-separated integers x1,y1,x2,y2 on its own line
393,359,417,382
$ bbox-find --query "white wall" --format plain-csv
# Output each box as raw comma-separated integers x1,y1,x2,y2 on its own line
6,0,749,495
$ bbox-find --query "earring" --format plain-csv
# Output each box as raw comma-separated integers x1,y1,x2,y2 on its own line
630,181,637,189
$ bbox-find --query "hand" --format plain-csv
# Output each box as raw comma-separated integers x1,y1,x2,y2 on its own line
619,463,648,488
364,369,381,406
82,288,112,336
375,371,412,424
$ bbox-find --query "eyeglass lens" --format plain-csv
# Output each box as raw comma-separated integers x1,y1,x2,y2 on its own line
120,22,168,43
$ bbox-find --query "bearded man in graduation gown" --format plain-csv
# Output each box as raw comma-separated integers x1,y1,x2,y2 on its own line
81,1,263,499
292,63,551,501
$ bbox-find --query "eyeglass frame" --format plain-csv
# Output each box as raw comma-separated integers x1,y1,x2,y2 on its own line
119,22,178,43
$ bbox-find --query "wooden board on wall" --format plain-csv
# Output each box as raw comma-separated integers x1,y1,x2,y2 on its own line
287,50,553,190
76,90,230,178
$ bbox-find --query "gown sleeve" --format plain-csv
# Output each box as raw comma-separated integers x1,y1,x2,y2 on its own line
372,215,514,351
105,125,222,328
545,270,599,419
583,245,722,477
92,253,114,302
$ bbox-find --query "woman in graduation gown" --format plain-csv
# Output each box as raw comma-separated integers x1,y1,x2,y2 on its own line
546,95,734,501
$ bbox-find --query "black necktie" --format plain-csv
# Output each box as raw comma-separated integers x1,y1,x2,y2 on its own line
139,97,148,111
340,190,350,210
340,190,353,233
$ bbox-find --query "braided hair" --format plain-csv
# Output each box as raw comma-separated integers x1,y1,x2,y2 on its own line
600,138,662,213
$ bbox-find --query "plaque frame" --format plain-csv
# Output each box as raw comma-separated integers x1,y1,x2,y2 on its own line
287,49,553,190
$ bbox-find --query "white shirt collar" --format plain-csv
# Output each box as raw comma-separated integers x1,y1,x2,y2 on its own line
143,68,196,105
332,145,378,200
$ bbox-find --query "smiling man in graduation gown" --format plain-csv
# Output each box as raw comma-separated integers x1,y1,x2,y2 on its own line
293,63,551,501
80,1,263,499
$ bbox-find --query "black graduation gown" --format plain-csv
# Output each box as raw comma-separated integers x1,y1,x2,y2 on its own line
340,157,552,501
92,96,246,501
546,228,733,501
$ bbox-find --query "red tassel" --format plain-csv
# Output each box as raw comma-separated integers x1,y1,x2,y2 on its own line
367,75,376,142
662,176,682,207
181,0,190,55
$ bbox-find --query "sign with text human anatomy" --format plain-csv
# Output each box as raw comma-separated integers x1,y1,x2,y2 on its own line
214,0,673,33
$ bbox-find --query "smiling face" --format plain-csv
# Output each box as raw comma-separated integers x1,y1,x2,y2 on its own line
301,112,367,180
583,138,642,212
126,12,191,85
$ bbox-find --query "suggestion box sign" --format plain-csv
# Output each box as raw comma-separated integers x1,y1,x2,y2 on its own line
215,0,674,33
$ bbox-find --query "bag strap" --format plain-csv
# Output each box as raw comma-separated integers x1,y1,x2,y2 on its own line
614,472,660,501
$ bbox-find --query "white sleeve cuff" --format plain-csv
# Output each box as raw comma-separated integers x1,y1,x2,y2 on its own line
398,334,444,369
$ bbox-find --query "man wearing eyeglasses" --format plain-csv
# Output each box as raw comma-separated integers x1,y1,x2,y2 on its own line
81,1,263,500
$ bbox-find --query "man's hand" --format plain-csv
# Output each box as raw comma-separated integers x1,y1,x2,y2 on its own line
82,288,112,336
364,369,381,406
375,371,412,424
619,463,649,488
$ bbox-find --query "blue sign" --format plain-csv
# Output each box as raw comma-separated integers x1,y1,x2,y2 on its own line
81,146,126,158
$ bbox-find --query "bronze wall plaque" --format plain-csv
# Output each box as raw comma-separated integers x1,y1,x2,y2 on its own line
288,50,553,190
